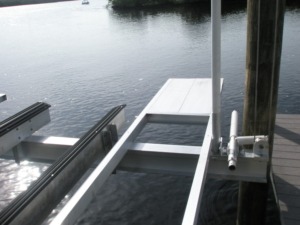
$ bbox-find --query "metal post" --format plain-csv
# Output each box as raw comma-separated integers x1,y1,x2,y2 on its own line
228,110,238,170
211,0,221,153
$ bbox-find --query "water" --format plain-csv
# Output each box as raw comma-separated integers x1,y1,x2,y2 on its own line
0,0,299,224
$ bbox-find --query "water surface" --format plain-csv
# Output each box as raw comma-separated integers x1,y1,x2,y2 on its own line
0,1,299,224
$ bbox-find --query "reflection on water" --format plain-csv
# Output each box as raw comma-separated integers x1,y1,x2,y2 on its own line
0,0,299,224
0,159,49,210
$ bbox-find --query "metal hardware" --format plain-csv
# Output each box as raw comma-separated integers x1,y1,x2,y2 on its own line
226,110,269,171
253,136,268,156
228,110,238,170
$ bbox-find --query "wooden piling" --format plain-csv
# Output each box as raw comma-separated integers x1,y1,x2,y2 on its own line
237,0,285,224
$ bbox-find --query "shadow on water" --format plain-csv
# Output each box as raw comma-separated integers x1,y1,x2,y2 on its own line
110,2,246,24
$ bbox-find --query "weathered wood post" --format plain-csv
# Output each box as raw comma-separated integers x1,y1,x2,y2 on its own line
237,0,285,224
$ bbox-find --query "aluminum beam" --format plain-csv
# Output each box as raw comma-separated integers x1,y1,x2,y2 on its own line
118,143,201,175
147,113,209,125
2,139,268,182
0,93,7,103
182,115,213,225
19,109,125,163
15,136,78,162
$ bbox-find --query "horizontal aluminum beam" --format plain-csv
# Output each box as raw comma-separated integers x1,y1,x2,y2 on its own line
119,143,201,175
2,107,126,163
130,142,201,155
0,93,7,103
122,143,267,183
147,113,209,125
3,138,267,183
14,136,78,162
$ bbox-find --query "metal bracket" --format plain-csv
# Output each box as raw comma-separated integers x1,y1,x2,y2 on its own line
226,110,269,170
101,124,118,154
253,136,269,156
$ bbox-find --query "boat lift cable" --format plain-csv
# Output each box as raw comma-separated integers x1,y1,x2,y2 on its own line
0,104,126,225
0,102,51,137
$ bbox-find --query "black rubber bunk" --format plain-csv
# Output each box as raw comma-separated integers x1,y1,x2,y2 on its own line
0,104,126,225
0,102,51,137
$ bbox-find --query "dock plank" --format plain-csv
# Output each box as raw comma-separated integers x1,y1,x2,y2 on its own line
148,79,195,114
272,114,300,225
273,144,300,152
272,158,300,168
272,151,300,160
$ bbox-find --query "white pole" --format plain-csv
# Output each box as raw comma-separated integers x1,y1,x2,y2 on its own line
211,0,221,153
228,110,238,170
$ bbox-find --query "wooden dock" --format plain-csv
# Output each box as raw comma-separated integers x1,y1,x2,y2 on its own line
272,114,300,225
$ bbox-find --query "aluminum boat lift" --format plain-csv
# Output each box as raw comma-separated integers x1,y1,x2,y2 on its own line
50,1,268,224
0,1,269,224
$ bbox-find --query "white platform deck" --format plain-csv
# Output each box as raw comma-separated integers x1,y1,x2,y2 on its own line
148,78,222,116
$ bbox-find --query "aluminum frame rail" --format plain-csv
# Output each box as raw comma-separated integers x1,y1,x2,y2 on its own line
182,115,212,225
211,0,221,151
0,102,51,156
0,105,126,225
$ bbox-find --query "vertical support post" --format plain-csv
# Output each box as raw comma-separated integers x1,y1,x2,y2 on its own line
237,0,285,224
211,0,221,153
228,110,238,170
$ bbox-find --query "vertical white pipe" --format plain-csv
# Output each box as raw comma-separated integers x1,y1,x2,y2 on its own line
211,0,221,152
228,110,238,170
